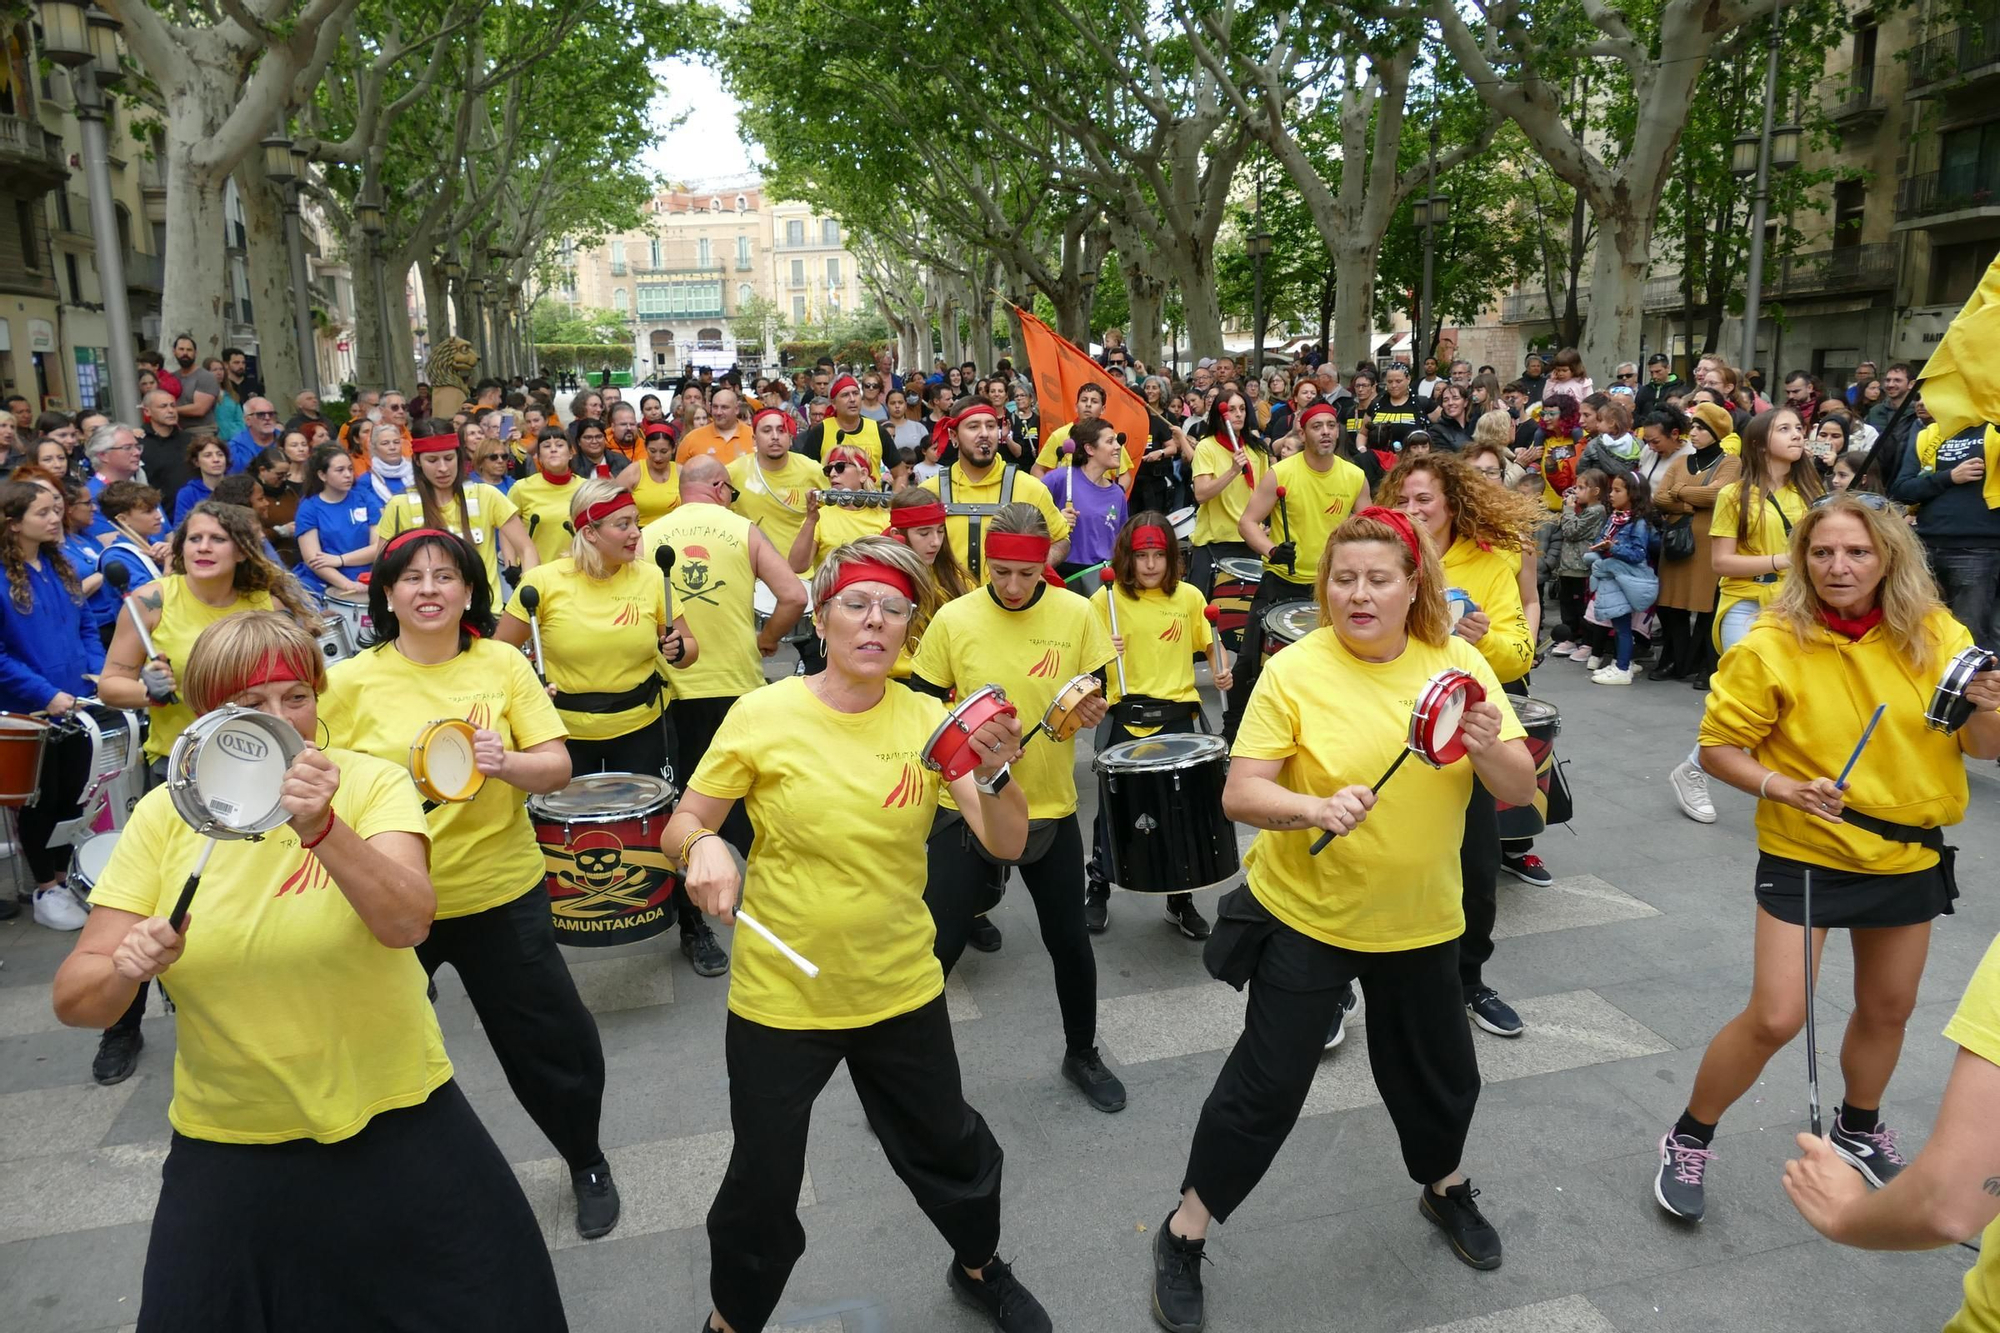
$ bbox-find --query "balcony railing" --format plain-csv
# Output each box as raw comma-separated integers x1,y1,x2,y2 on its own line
124,248,165,294
1909,7,2000,92
1762,242,1897,296
1499,273,1692,324
0,112,66,180
1897,167,2000,220
1825,63,1889,122
610,261,628,275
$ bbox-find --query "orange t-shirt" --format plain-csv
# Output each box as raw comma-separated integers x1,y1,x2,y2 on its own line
675,421,754,467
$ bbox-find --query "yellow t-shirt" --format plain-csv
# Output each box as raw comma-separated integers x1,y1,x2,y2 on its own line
321,639,567,917
1035,421,1128,477
804,501,889,575
1699,609,1975,876
1234,628,1523,951
642,502,765,701
630,463,682,527
1091,581,1211,738
504,558,670,742
509,473,582,564
728,451,822,556
89,751,445,1144
919,462,1072,581
1266,452,1369,584
816,416,886,476
143,577,276,760
1441,536,1534,684
374,482,518,593
1192,438,1254,546
912,584,1116,818
1944,930,2000,1333
690,677,946,1029
1710,481,1809,608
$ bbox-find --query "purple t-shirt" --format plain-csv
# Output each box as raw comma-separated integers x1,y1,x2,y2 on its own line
1050,466,1127,566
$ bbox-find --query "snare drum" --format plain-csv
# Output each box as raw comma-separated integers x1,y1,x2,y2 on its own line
1039,674,1103,742
1926,645,1997,734
1167,506,1197,542
409,718,484,804
1093,734,1238,894
66,830,119,902
530,773,678,947
1209,555,1263,639
0,713,49,807
754,577,818,646
46,704,144,846
1494,697,1562,839
323,593,376,650
315,612,357,664
1261,600,1317,656
165,705,303,838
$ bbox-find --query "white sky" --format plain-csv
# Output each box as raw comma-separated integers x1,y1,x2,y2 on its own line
643,56,762,184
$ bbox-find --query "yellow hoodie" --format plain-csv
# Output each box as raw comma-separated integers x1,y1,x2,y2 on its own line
1700,608,1978,874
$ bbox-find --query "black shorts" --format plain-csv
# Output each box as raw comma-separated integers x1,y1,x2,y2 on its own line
1753,852,1955,929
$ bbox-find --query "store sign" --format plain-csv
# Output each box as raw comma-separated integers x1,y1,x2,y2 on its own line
1892,305,1957,362
27,319,55,353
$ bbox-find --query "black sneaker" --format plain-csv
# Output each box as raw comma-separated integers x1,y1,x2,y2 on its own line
1151,1213,1207,1332
1829,1115,1908,1188
1084,885,1110,933
948,1255,1052,1333
1498,852,1554,887
1324,981,1358,1052
1061,1046,1127,1112
571,1158,621,1239
92,1025,143,1086
1164,895,1210,940
967,914,1003,953
680,921,729,977
1467,988,1524,1037
1653,1131,1713,1221
1419,1180,1502,1270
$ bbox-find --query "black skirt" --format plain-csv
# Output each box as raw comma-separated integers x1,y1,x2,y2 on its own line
138,1079,567,1333
1753,852,1955,929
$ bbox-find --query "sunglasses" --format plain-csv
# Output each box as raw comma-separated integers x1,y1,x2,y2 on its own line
1809,491,1901,515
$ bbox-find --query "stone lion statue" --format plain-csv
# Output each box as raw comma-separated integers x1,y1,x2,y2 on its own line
425,336,478,419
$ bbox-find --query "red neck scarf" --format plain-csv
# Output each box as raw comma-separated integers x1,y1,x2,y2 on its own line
1820,606,1883,640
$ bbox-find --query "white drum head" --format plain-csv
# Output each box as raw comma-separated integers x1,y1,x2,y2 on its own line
753,581,777,618
194,715,292,831
1432,689,1468,743
76,831,119,885
424,725,478,798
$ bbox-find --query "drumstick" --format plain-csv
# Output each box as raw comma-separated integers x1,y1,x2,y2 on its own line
1274,485,1295,574
516,584,547,682
166,838,217,933
1802,863,1822,1137
1308,748,1416,855
1834,704,1886,789
103,564,176,705
735,909,819,978
1098,568,1129,696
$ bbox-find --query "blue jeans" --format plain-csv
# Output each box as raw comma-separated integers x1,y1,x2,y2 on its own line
1927,544,2000,655
1612,614,1634,669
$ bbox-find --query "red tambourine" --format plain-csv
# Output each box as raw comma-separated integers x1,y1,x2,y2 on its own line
920,685,1020,781
1310,667,1486,855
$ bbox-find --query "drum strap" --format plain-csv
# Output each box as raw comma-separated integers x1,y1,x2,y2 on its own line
1842,809,1958,900
1112,696,1201,729
940,466,1018,579
552,675,664,714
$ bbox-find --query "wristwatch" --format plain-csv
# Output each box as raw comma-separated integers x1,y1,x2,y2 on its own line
974,763,1012,797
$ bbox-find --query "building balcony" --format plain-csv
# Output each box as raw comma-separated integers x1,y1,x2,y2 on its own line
610,261,628,276
1761,242,1897,297
1498,273,1692,325
1894,167,2000,239
0,112,68,193
1825,63,1889,127
735,258,752,271
1908,8,2000,97
54,191,93,244
124,248,165,295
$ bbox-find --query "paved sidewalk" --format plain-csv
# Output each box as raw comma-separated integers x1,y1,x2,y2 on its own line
1,658,1992,1332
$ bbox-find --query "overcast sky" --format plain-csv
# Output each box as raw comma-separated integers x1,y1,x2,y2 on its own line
643,56,762,184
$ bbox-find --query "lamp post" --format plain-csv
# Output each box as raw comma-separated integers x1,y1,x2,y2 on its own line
262,125,318,399
1413,189,1452,378
440,251,464,343
1247,216,1274,382
465,274,487,368
41,1,138,422
1735,6,1802,382
357,194,391,389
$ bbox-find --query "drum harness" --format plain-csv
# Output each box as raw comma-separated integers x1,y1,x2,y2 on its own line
938,465,1019,580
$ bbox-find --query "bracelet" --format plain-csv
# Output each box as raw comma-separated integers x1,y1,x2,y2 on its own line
1771,554,1779,572
1758,771,1777,801
299,812,338,850
676,827,718,869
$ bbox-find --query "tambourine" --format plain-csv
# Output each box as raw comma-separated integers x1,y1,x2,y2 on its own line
166,705,304,839
1926,645,1998,735
1444,587,1479,626
920,684,1019,781
1037,673,1103,742
409,718,485,804
1310,668,1485,855
811,489,892,508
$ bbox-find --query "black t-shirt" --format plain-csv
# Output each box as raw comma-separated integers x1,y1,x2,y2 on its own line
1368,394,1424,453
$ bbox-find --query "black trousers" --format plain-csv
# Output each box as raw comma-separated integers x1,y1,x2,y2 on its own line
1182,919,1479,1221
1654,606,1717,678
566,721,701,933
925,811,1098,1054
17,722,97,883
1457,780,1501,996
1087,711,1198,907
1496,675,1534,859
666,695,755,858
416,882,606,1172
1222,570,1309,741
707,997,1003,1332
139,1080,566,1333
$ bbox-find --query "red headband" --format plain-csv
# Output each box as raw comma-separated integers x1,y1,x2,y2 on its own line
643,422,675,439
384,527,455,557
830,375,860,398
581,491,636,526
409,433,459,456
889,499,948,528
932,401,1001,450
984,530,1052,564
1129,525,1170,552
1298,402,1338,427
239,650,304,692
828,558,915,602
1356,506,1424,567
752,406,795,435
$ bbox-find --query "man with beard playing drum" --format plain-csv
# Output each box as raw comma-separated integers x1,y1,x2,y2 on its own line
920,403,1071,583
665,536,1055,1333
911,503,1125,1112
1148,509,1535,1333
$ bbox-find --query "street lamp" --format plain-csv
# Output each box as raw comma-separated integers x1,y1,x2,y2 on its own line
357,193,394,387
1738,6,1801,382
1247,219,1274,378
264,126,318,398
39,1,138,422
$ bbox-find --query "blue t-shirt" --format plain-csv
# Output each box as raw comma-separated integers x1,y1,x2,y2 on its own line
293,489,384,596
1046,466,1128,567
83,475,116,540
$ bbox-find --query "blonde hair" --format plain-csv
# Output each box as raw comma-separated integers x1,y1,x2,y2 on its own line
567,478,634,579
1471,409,1514,451
1769,496,1946,677
986,501,1049,538
810,535,942,645
183,610,327,714
1317,512,1451,646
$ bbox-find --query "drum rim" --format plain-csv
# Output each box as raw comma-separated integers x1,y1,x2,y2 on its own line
529,770,676,819
1215,556,1264,579
922,684,1012,773
410,718,485,803
1093,733,1227,772
1512,696,1561,726
1103,871,1240,896
168,704,302,837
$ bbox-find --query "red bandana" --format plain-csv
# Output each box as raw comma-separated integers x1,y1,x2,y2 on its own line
384,527,453,557
889,499,948,528
1356,506,1424,568
752,406,795,435
409,433,459,456
985,530,1052,564
1820,606,1884,640
932,401,1001,451
537,465,575,486
1130,525,1170,552
581,491,636,526
1298,402,1338,428
830,375,861,399
828,558,915,601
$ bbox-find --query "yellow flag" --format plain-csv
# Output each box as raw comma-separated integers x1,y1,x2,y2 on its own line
1914,250,2000,508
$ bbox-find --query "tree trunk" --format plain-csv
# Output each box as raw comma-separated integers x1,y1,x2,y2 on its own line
232,154,302,406
1160,239,1225,360
1123,257,1165,370
384,255,415,388
350,223,387,390
158,124,236,360
1317,269,1335,365
421,261,451,344
1329,236,1382,374
1581,214,1652,386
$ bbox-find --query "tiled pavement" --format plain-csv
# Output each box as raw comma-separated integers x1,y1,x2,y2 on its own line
2,659,1993,1332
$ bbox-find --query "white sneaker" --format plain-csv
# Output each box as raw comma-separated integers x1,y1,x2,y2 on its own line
1586,655,1606,670
1568,646,1593,663
32,885,88,931
1670,760,1717,824
1551,640,1578,656
1592,665,1634,685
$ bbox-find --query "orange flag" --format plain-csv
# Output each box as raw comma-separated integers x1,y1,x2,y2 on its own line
1013,306,1151,492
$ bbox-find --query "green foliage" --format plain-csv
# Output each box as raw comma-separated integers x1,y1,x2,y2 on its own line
528,298,631,346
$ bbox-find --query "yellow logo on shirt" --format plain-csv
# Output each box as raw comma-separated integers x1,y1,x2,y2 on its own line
1027,648,1062,678
274,852,330,899
612,601,641,627
882,761,924,808
1158,621,1185,643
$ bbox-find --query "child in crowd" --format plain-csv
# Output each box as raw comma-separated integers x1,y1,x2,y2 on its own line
1581,399,1641,477
1586,470,1659,686
1830,449,1870,494
1551,468,1608,660
1543,346,1595,406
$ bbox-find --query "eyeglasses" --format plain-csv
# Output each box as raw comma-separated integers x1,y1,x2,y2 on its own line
862,380,881,390
248,409,278,418
828,592,914,622
1809,491,1902,515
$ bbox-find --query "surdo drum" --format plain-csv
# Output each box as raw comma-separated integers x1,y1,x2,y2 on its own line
1209,556,1263,638
530,773,679,946
1261,601,1317,656
1493,697,1567,839
1093,734,1238,894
